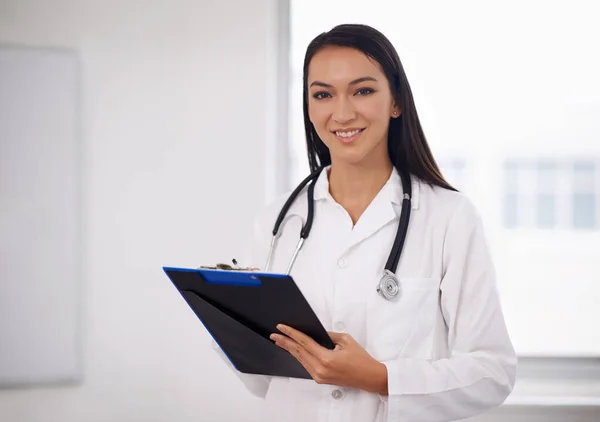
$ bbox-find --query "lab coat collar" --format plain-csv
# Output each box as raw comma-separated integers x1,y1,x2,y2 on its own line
302,165,420,253
312,165,420,210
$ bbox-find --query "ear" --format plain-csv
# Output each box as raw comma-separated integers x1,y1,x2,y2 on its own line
390,102,401,119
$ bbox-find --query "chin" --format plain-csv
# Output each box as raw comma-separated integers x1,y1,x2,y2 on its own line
329,150,370,166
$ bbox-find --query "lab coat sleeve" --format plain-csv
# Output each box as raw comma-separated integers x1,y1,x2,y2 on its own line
382,196,517,422
210,210,273,399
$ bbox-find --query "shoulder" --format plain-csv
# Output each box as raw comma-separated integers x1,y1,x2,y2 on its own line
416,179,484,232
417,180,494,276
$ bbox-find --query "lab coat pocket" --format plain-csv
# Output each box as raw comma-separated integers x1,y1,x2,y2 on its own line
366,277,441,361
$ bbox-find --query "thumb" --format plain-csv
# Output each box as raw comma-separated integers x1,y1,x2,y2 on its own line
328,331,348,345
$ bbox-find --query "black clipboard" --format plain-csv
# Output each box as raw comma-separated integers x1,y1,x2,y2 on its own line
162,266,335,379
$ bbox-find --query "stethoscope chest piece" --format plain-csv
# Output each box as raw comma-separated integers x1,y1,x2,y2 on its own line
377,270,401,300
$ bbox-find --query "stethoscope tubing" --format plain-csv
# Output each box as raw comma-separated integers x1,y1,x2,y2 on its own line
265,166,412,300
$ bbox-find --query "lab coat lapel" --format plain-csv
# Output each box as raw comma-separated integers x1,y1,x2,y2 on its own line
312,166,420,252
345,187,398,251
343,169,420,252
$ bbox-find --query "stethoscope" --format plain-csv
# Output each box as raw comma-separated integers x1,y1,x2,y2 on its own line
264,166,412,301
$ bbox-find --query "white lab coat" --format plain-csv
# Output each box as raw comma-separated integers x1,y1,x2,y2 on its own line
213,167,517,422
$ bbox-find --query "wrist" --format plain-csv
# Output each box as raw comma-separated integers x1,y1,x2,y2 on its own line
365,360,388,395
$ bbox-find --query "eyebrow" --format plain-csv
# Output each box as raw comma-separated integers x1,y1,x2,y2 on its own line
309,76,378,88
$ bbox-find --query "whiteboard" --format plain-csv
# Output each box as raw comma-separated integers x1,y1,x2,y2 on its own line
0,46,82,386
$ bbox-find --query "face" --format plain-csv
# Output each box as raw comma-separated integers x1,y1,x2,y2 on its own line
307,46,400,167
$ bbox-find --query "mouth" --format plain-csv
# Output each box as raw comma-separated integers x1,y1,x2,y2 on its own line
332,128,365,144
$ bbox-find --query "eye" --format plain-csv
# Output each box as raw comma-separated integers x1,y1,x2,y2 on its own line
355,87,375,96
312,91,331,100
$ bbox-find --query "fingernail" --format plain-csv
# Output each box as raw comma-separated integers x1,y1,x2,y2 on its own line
276,324,286,332
270,334,278,341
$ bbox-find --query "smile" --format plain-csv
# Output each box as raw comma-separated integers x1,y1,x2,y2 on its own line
333,128,365,143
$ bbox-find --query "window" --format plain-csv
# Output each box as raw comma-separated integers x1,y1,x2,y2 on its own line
503,161,521,228
287,0,600,359
536,162,557,229
572,162,597,228
502,160,598,230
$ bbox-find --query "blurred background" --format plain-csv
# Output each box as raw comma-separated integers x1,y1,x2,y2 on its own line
0,0,598,421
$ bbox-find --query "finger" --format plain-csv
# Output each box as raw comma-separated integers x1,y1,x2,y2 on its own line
270,333,299,355
327,331,351,345
277,324,326,358
270,333,320,376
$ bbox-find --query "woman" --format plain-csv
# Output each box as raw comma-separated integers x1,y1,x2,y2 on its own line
213,23,517,422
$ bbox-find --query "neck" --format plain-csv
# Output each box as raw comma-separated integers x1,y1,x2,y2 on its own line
327,157,393,225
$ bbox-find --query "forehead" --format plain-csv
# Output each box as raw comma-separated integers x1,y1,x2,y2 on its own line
307,46,385,85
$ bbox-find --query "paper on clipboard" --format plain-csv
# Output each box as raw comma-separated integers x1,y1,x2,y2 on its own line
197,260,260,272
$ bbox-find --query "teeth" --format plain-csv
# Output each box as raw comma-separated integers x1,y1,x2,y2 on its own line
336,129,361,138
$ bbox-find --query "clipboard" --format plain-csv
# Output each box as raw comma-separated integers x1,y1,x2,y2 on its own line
162,266,335,379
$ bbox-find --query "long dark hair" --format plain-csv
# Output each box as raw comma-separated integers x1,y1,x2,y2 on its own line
302,24,456,191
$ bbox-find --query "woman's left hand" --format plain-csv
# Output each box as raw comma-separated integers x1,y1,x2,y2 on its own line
270,324,388,395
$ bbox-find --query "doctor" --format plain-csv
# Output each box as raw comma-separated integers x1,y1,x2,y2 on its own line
213,23,517,422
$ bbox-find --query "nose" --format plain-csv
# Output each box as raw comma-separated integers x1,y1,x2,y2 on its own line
332,97,356,124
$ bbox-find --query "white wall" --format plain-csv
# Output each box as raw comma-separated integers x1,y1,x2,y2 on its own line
0,0,279,421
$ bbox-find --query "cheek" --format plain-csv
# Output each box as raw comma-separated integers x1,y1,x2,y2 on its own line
308,104,331,137
308,101,327,124
359,100,389,124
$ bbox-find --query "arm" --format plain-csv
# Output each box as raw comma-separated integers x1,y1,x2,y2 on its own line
381,196,517,421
